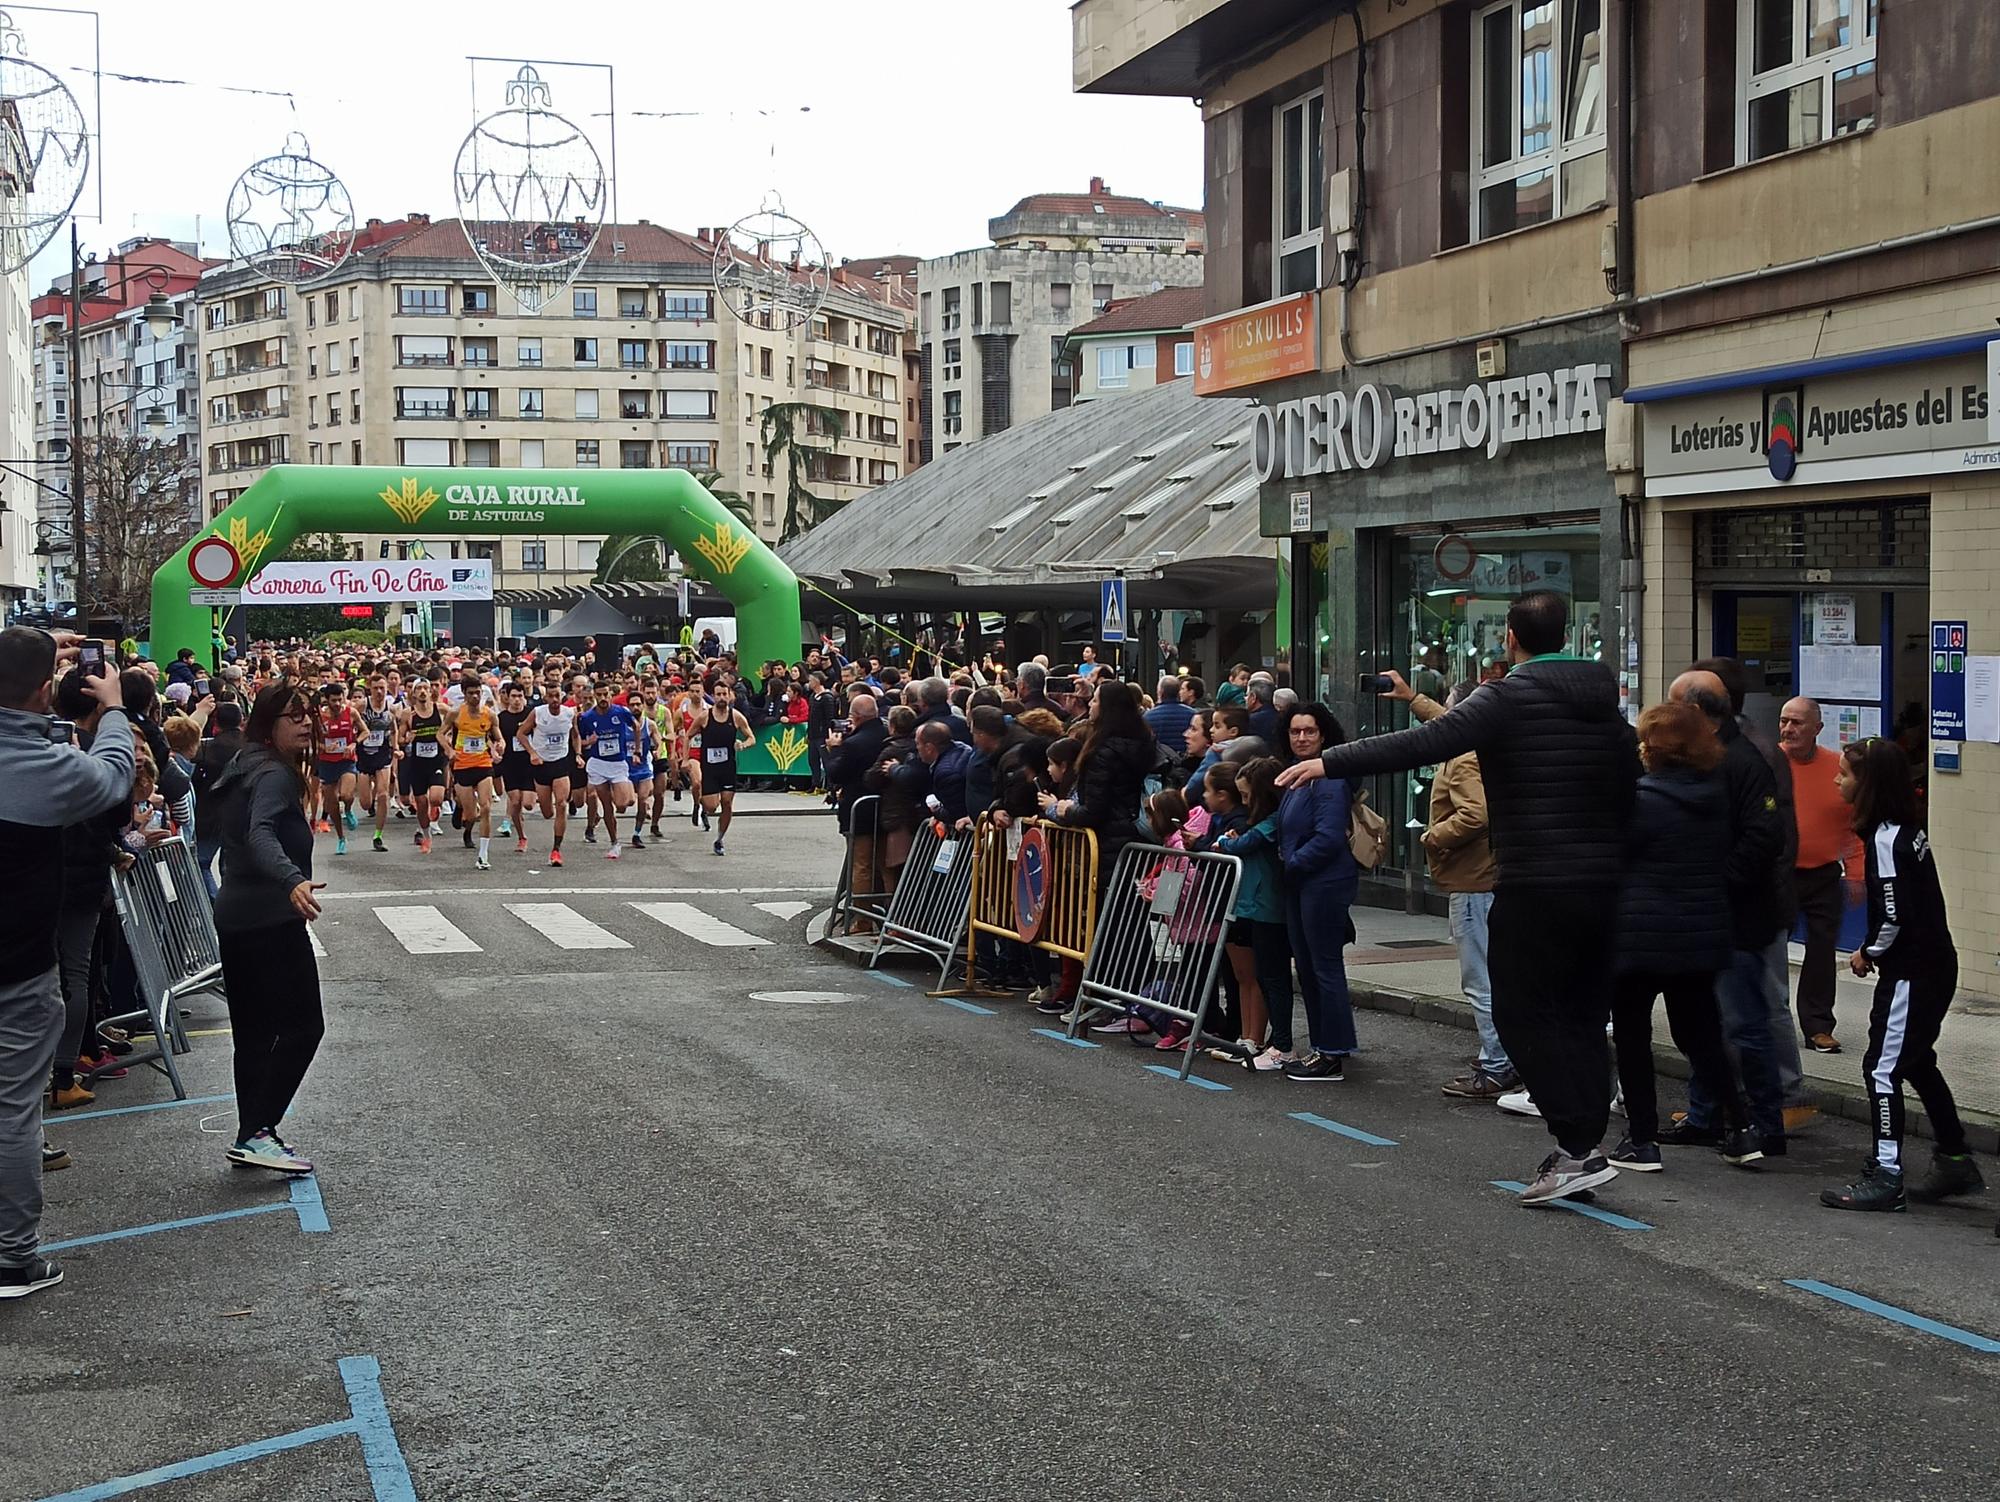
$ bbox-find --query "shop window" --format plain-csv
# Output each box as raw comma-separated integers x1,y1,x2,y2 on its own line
1273,85,1326,292
1739,0,1876,162
1471,0,1606,240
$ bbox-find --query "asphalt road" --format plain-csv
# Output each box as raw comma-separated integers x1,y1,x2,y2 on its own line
5,800,1998,1502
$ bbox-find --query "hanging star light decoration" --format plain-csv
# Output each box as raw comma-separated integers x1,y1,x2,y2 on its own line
225,132,356,284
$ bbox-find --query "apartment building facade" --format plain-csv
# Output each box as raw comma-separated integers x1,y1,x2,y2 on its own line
1061,284,1204,402
198,216,914,637
1076,0,2000,983
27,239,208,607
0,260,36,606
916,179,1204,456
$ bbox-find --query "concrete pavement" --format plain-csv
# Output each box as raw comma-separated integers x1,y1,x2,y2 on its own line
5,806,1997,1501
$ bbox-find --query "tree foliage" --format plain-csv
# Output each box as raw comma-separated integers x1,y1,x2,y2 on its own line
593,470,754,586
760,402,848,543
83,433,198,630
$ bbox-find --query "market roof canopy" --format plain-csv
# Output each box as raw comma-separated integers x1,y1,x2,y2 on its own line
526,591,646,641
778,379,1273,610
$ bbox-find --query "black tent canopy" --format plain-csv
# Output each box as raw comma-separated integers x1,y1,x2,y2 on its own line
526,592,647,644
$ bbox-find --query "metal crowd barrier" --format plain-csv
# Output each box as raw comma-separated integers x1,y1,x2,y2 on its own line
868,818,976,991
1069,842,1243,1080
106,837,227,1100
829,795,893,937
946,815,1099,995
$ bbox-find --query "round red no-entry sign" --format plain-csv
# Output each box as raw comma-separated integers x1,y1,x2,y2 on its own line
1014,825,1051,944
188,536,242,588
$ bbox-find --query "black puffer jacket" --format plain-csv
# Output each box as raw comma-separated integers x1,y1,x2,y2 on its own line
1714,715,1784,949
1054,732,1155,875
1616,769,1732,976
1317,659,1639,890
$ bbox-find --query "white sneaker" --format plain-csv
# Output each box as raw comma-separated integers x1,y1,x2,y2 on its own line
1027,985,1050,1003
226,1130,313,1175
1496,1089,1542,1118
606,843,621,860
1089,1014,1149,1035
428,821,442,836
1245,1046,1292,1073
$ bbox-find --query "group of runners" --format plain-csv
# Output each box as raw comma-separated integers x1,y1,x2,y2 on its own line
294,649,758,865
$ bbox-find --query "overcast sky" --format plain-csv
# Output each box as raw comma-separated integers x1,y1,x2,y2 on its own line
19,0,1203,291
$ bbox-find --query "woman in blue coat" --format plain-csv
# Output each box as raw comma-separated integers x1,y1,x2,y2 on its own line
1277,703,1358,1082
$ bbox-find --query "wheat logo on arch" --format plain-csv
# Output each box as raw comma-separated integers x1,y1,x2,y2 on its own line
380,477,441,526
692,519,751,577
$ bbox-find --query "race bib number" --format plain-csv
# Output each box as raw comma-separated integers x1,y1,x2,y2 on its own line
597,737,624,760
705,745,728,763
416,740,439,758
362,728,387,749
459,734,487,755
322,735,351,756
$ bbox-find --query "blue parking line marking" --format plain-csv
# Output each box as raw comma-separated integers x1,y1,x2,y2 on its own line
32,1356,416,1502
1786,1279,2000,1354
1491,1180,1654,1231
1290,1111,1398,1147
34,1420,358,1502
1031,1027,1100,1049
865,970,913,988
339,1356,419,1501
42,1201,293,1253
57,1093,233,1123
1143,1064,1231,1091
932,995,996,1015
290,1175,330,1234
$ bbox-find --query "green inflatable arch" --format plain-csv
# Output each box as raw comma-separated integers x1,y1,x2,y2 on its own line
151,465,809,776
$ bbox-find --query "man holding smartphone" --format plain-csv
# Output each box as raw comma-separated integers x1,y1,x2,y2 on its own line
0,627,137,1301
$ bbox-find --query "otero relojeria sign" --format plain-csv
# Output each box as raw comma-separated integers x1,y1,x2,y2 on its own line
1252,364,1611,482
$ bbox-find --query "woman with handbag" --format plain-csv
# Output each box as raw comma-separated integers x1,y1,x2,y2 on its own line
1277,703,1359,1082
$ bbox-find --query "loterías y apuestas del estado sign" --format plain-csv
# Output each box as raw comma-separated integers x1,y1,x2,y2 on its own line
1252,363,1612,483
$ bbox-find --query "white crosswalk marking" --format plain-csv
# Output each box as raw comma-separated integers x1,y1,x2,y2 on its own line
504,902,632,951
752,900,813,921
376,905,481,954
632,901,772,948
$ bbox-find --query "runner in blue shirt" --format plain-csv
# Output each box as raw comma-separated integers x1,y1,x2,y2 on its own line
578,682,640,859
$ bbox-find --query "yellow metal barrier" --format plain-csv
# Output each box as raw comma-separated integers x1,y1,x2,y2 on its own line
944,815,1099,995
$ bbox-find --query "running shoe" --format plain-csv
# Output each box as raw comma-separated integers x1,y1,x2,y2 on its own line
497,819,512,838
42,1142,70,1173
462,826,473,849
1495,1090,1543,1118
414,828,424,847
393,806,407,820
475,855,491,872
516,836,528,854
1153,1028,1191,1052
1519,1150,1618,1205
372,834,388,853
1089,1014,1150,1036
650,824,663,838
702,809,712,831
548,849,564,867
1907,1150,1986,1202
712,838,725,856
1821,1161,1906,1212
1244,1046,1295,1073
1608,1137,1664,1172
314,819,331,835
690,806,701,827
584,827,597,843
428,821,442,836
1720,1129,1765,1167
1283,1052,1344,1083
606,843,621,860
630,833,646,850
335,835,346,856
0,1256,63,1300
1032,994,1071,1016
226,1130,313,1175
343,808,357,830
419,835,432,855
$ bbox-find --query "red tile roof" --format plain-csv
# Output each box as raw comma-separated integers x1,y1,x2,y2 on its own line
1066,284,1206,338
360,217,713,270
1001,192,1203,229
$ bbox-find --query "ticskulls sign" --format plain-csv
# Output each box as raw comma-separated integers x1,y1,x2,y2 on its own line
1252,364,1611,483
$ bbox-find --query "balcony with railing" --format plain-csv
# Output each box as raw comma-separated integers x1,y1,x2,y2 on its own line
396,399,455,419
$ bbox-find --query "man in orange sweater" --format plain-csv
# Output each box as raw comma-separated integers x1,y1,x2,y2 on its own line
1779,697,1861,1053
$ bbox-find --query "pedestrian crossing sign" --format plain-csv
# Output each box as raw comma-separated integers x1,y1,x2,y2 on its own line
1100,577,1127,643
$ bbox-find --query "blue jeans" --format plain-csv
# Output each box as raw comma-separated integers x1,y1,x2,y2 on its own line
195,833,221,898
1688,943,1787,1138
1284,875,1357,1056
1450,890,1508,1074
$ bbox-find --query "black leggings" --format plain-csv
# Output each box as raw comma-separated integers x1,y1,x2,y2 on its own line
1863,964,1967,1172
220,921,324,1143
1611,970,1746,1144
